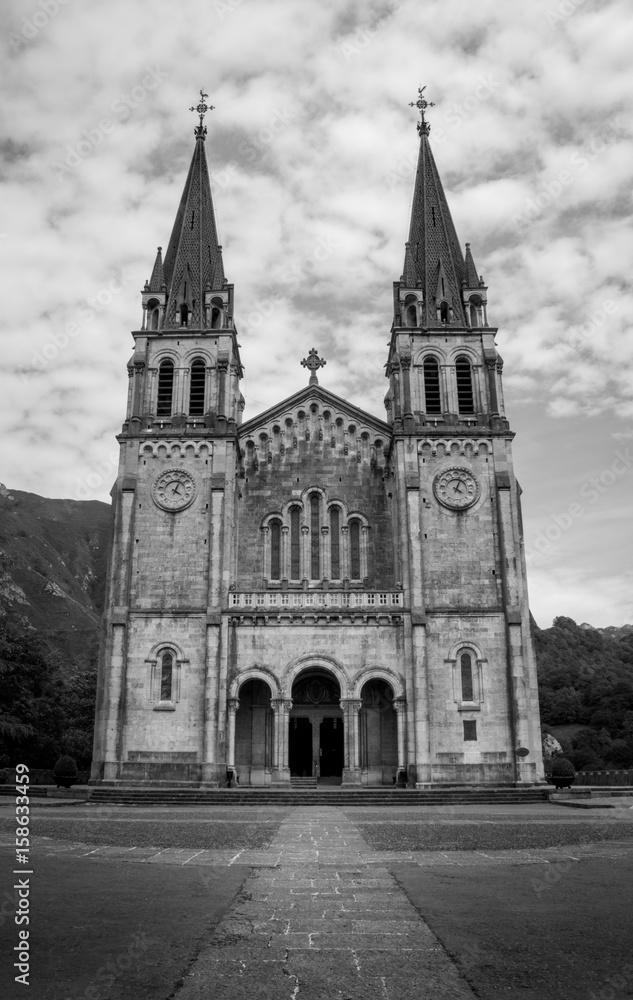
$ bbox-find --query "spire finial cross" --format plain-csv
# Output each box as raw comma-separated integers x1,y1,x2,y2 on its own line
301,348,326,385
190,89,214,139
409,85,435,136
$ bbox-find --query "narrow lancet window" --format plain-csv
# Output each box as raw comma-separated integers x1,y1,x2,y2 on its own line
189,359,205,415
160,651,173,701
330,507,340,579
270,520,281,581
423,357,441,413
350,519,361,580
310,494,320,580
456,356,475,413
157,360,174,416
461,652,474,701
290,507,300,580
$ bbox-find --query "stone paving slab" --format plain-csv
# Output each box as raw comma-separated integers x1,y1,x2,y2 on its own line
174,808,477,999
29,835,633,869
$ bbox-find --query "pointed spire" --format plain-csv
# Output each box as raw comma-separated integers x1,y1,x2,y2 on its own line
463,243,480,288
148,246,165,291
402,88,467,326
162,93,225,329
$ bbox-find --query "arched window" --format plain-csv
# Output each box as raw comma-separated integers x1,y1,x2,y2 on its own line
350,519,361,580
150,308,160,330
404,294,417,327
180,304,189,327
440,301,449,323
330,507,340,579
423,357,441,413
310,493,320,580
189,358,205,416
270,519,281,581
456,356,475,414
460,652,474,701
469,296,481,327
290,507,301,580
211,297,223,329
156,360,174,416
160,650,173,701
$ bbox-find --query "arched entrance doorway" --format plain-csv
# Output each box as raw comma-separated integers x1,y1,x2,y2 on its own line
234,679,274,786
360,678,398,785
290,669,343,785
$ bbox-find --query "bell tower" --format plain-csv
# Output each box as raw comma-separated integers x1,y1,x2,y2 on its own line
92,93,243,785
386,88,543,785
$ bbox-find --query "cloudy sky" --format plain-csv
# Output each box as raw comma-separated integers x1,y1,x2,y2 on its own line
1,0,632,628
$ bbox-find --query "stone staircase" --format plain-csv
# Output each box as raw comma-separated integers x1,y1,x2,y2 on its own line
290,776,318,790
88,785,549,807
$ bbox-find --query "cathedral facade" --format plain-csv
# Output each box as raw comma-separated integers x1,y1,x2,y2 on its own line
91,93,544,788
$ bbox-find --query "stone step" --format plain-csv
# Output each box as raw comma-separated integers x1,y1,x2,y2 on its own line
88,787,548,806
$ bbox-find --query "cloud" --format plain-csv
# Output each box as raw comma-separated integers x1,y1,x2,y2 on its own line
1,0,631,625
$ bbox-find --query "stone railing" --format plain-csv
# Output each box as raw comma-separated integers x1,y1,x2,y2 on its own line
573,769,633,786
229,591,404,610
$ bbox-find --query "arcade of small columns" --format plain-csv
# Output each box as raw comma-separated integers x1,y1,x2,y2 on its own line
260,521,371,583
225,690,407,783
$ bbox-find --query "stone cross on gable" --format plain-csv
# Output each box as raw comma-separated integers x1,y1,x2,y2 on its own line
301,348,326,385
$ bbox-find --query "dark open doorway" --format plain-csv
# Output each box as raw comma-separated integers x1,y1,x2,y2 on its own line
289,717,313,776
319,717,344,778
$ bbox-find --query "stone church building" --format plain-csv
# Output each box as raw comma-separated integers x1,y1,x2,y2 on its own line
91,92,544,788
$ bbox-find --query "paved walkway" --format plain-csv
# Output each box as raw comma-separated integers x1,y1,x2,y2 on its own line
173,807,476,999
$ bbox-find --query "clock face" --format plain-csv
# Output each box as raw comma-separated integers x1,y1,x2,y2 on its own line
433,468,480,510
152,469,197,512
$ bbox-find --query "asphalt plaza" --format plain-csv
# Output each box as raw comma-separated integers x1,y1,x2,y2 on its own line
1,801,632,999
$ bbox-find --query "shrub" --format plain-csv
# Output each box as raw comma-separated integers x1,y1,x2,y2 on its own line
551,757,576,779
53,755,78,778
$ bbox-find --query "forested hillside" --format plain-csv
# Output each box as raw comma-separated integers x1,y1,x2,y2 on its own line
0,485,110,769
535,617,633,770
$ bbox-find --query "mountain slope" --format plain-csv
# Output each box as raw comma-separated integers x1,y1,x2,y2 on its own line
0,484,111,668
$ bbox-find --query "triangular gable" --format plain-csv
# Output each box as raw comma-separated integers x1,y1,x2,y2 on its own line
239,383,391,441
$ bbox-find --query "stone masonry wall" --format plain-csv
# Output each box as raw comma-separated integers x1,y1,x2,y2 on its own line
236,435,395,590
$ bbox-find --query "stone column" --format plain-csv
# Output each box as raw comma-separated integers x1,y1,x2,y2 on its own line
360,525,369,581
271,699,292,786
394,697,407,780
201,620,221,786
226,697,239,780
145,367,157,417
472,364,484,414
341,699,362,785
261,526,270,583
217,361,228,418
312,714,322,778
440,364,452,414
340,525,350,581
301,525,309,584
132,362,145,417
321,525,330,581
204,365,212,414
400,356,413,420
496,359,506,415
281,525,290,582
103,624,126,781
486,359,499,415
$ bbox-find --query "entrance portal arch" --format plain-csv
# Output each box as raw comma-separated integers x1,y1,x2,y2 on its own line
360,678,398,785
290,668,344,784
234,678,274,786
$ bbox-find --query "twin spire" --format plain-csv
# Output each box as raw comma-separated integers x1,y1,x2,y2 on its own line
146,91,225,331
403,87,485,327
145,88,484,333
